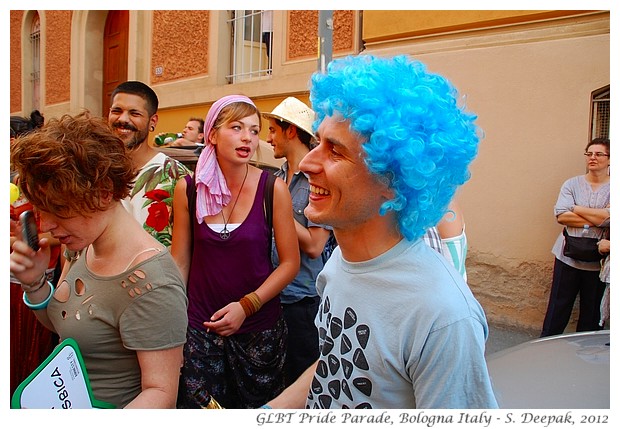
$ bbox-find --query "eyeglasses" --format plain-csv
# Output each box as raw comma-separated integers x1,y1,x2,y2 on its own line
584,152,610,158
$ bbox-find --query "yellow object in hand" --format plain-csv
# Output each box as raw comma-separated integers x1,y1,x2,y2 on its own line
10,183,20,204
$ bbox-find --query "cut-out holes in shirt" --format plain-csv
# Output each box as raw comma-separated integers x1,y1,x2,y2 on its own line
123,269,147,298
54,269,149,322
54,280,71,303
75,278,85,296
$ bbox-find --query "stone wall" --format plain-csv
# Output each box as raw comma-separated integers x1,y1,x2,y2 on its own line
467,250,577,333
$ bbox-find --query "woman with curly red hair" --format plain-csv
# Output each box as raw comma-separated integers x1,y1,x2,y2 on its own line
10,113,188,408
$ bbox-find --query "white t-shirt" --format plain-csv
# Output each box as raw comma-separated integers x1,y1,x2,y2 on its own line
307,238,498,409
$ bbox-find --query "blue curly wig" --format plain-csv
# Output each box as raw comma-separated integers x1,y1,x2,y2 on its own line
310,54,480,241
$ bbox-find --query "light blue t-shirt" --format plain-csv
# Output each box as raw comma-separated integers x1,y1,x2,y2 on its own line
551,175,610,271
307,238,498,409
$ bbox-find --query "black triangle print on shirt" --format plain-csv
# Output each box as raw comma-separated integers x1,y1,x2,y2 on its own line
313,301,374,408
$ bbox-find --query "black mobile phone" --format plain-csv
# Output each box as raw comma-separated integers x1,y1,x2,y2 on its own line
20,210,40,251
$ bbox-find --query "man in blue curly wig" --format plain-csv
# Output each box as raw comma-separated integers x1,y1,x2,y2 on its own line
264,54,497,409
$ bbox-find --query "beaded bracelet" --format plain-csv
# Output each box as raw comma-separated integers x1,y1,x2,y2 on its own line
23,281,55,310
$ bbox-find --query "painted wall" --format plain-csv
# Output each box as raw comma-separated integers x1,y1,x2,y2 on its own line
362,11,609,330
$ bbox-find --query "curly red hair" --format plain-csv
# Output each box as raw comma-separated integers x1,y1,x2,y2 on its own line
11,112,136,218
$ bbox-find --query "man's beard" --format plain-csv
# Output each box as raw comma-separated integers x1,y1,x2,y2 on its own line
112,122,148,150
125,134,145,150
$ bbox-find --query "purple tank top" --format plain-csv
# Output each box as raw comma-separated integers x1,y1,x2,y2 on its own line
186,170,280,333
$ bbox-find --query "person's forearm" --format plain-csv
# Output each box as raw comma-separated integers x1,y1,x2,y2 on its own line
572,205,610,227
294,222,328,259
170,138,195,147
127,348,183,408
124,388,177,409
256,260,299,304
557,211,591,227
266,360,318,409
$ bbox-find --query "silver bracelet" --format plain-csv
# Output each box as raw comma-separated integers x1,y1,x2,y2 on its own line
21,273,47,294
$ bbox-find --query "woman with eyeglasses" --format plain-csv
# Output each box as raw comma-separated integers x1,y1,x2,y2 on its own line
541,138,610,337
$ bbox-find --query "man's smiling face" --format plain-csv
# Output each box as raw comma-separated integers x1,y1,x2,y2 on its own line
108,93,155,149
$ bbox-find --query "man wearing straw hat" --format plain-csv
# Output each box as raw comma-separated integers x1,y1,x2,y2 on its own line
263,97,333,386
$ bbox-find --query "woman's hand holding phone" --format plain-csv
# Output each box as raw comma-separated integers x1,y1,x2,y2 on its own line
10,210,51,286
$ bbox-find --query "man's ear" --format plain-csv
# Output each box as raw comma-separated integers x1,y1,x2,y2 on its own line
286,125,298,139
149,113,159,132
378,174,395,201
381,187,396,202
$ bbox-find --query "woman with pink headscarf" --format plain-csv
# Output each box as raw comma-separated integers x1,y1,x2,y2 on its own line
171,95,299,408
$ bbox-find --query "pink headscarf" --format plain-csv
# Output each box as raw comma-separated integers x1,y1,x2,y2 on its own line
194,95,257,223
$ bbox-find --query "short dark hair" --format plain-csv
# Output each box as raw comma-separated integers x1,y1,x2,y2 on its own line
111,81,159,117
189,117,205,131
275,118,314,149
189,117,205,142
586,137,610,156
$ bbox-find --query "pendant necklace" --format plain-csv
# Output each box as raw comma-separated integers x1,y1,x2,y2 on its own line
220,165,249,240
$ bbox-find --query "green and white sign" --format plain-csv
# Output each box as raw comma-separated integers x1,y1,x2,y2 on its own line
11,338,114,409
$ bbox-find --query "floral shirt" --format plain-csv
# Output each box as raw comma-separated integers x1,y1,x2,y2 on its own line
122,152,190,246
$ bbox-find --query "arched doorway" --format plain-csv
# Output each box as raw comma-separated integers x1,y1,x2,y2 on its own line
102,10,129,115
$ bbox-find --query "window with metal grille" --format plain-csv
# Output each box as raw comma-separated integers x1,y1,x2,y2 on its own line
227,10,272,83
590,86,610,140
30,13,41,110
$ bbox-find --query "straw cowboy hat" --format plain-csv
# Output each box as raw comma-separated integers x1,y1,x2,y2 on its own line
262,97,316,139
